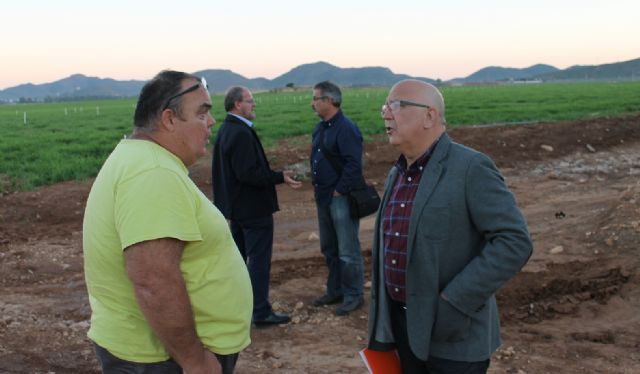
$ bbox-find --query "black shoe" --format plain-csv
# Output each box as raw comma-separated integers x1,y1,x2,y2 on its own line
335,297,364,316
312,294,343,307
253,312,291,327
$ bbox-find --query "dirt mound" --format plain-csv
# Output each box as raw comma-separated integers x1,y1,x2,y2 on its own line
1,115,640,373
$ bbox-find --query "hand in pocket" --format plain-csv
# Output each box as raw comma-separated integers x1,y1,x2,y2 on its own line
432,297,471,342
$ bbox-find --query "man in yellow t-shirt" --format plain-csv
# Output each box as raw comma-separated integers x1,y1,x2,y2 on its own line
83,70,252,374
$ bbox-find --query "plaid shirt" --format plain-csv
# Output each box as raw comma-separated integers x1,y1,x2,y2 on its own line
382,140,439,303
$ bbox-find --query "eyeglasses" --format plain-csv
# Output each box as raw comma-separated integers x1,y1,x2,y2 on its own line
381,99,430,117
312,96,327,101
162,77,208,111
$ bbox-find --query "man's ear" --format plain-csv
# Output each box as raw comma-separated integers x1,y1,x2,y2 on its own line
160,109,177,132
234,100,243,112
423,108,435,129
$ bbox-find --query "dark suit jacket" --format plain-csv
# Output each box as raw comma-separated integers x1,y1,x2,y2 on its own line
367,133,533,362
212,114,284,221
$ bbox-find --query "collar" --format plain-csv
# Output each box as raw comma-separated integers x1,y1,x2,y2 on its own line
320,110,343,128
395,134,443,173
229,113,253,128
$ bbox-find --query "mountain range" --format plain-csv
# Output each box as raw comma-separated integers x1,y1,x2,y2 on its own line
2,58,639,102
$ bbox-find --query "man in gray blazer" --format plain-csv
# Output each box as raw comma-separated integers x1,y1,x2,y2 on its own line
367,79,533,373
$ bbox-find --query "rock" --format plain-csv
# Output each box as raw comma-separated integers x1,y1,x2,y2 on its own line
71,320,90,330
549,245,564,254
605,237,615,247
504,346,516,356
540,144,554,152
549,303,575,314
291,316,301,324
545,172,559,180
294,301,304,310
585,144,596,153
308,232,319,241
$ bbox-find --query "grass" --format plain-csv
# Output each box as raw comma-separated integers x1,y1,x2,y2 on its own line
1,81,639,191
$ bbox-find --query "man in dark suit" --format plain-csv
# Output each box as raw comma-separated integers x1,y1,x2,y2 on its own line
367,79,533,373
212,86,302,327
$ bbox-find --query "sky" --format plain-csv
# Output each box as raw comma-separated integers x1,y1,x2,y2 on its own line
2,0,639,90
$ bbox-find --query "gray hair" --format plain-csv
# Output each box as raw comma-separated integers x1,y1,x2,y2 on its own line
313,81,342,108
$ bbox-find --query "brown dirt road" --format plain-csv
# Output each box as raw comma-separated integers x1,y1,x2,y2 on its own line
1,114,639,373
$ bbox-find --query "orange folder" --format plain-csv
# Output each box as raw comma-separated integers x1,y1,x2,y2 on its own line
359,347,402,374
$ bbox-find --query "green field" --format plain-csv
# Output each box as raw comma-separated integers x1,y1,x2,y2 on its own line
1,81,639,191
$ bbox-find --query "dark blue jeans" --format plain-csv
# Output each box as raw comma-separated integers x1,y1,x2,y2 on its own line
93,343,238,374
316,196,364,302
389,300,490,374
230,215,274,320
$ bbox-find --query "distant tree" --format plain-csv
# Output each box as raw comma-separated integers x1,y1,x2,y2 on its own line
285,82,295,88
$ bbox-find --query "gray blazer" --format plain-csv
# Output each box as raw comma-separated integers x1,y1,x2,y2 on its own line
367,133,533,362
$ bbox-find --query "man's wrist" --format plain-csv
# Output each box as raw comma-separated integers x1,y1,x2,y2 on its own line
176,343,208,372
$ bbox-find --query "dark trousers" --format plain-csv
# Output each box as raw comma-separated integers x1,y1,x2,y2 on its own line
230,215,274,320
94,343,238,374
388,300,490,374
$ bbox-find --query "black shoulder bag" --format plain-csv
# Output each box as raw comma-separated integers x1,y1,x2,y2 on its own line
320,129,381,219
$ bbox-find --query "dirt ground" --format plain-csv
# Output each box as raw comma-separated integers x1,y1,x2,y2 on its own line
1,114,639,373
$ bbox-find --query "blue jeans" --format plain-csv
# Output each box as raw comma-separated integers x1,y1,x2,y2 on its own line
316,195,364,301
230,215,274,320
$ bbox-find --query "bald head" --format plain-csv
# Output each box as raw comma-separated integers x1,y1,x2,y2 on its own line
390,79,446,124
383,79,446,165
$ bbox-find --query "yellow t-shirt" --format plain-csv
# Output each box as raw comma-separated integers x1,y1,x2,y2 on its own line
83,139,252,362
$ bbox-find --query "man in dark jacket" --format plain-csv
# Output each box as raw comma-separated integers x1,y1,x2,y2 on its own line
212,86,301,327
310,81,366,316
